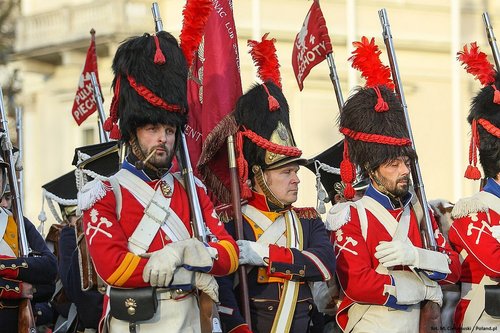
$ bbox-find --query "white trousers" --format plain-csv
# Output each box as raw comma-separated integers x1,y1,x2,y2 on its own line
348,303,420,333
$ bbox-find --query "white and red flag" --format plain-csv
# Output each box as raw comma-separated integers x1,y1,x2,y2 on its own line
71,29,101,125
184,0,243,196
292,0,332,91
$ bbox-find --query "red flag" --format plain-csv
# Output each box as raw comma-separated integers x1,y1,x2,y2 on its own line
292,0,332,91
71,29,101,125
187,0,243,202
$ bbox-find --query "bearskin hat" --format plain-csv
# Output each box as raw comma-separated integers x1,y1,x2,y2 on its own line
340,85,416,172
234,81,303,177
457,42,500,179
467,74,500,178
338,37,415,199
104,31,188,143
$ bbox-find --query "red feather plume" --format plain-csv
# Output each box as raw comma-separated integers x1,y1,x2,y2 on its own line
457,42,496,86
349,36,394,90
248,33,282,88
179,0,213,67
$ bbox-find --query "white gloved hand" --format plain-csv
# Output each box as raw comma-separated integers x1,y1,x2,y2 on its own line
391,270,443,307
491,225,500,242
237,240,269,266
142,245,182,287
375,239,418,268
195,272,219,303
142,238,215,287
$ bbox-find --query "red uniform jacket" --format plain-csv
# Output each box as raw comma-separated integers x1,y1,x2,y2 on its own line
81,162,238,289
448,178,500,332
333,185,461,331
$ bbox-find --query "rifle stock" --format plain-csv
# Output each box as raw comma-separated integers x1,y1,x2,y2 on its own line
227,135,252,330
0,89,36,332
151,3,221,333
378,9,441,333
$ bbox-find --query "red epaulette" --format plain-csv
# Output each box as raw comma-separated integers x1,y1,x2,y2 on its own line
293,207,320,219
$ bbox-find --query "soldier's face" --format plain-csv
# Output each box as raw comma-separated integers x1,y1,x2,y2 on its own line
135,123,176,168
372,156,411,198
261,163,300,205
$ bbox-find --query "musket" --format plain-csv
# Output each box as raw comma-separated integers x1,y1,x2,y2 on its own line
89,71,109,143
227,135,252,329
483,12,500,71
379,9,441,333
151,3,221,333
15,106,24,207
0,88,36,332
326,53,345,113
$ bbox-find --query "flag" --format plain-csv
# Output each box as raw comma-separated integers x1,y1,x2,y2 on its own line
187,0,243,203
71,29,101,125
292,0,332,91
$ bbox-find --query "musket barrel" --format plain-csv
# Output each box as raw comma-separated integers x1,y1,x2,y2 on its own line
483,12,500,71
0,88,29,256
152,2,164,33
378,8,437,250
326,53,345,112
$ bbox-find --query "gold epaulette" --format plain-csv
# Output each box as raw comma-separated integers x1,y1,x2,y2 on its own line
215,200,248,224
293,207,319,219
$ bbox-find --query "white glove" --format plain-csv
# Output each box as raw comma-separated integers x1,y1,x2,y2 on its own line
491,225,500,242
375,239,418,267
375,239,451,274
237,240,269,266
142,245,182,287
142,238,215,287
391,270,443,307
194,272,219,303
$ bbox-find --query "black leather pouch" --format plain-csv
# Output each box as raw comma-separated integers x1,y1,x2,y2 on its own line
109,287,158,322
484,285,500,319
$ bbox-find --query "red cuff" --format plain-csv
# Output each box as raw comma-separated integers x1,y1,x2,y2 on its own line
268,244,293,264
0,279,22,299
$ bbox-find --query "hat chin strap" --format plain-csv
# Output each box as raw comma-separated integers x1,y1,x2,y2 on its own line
252,165,285,209
369,170,399,202
129,136,164,177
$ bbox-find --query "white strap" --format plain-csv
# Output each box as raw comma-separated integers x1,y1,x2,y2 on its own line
242,205,286,246
461,275,498,330
358,196,411,240
270,211,302,333
113,170,190,254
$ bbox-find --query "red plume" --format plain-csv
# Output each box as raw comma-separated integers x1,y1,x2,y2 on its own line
248,33,282,88
349,36,394,90
179,0,213,67
457,42,496,86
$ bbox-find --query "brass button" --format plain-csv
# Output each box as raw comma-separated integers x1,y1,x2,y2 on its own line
0,264,5,269
259,276,264,281
33,288,37,293
308,304,313,310
268,305,274,311
14,287,19,291
285,270,291,274
5,284,9,289
270,267,276,273
11,264,16,268
10,233,15,239
299,269,305,276
21,262,27,267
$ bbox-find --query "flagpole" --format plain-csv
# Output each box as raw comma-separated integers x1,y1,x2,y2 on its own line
90,72,109,143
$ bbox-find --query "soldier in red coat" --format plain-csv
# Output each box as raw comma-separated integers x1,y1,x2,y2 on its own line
332,37,461,333
79,31,238,333
449,43,500,332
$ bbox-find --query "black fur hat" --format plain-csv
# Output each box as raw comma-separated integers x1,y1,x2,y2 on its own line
105,31,188,143
234,81,304,178
340,85,416,172
457,42,500,179
467,74,500,178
